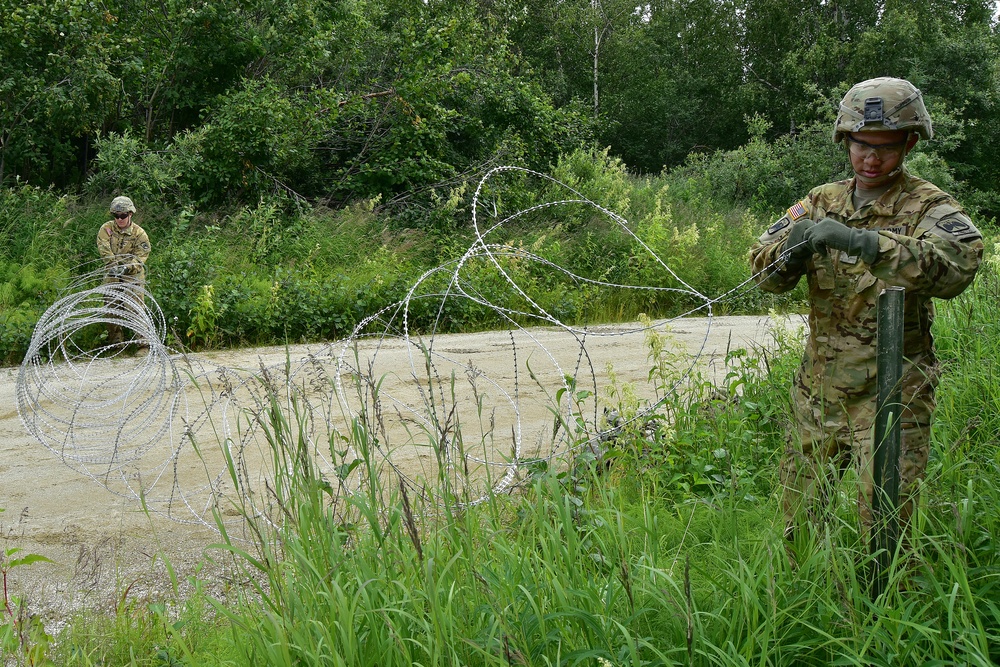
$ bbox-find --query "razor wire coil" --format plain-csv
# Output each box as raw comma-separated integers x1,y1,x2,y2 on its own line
16,166,796,529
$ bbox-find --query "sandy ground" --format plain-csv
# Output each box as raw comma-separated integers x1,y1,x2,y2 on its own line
1,314,802,626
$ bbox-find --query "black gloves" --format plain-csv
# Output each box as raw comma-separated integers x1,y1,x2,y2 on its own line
108,264,128,278
781,218,816,269
803,217,881,265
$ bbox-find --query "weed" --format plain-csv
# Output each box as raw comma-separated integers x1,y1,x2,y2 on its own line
1,515,55,666
194,268,998,664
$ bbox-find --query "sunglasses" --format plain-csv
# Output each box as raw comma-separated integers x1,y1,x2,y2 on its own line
113,213,130,219
846,136,908,161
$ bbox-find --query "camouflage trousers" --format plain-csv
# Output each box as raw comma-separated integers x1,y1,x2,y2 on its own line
780,390,932,538
103,278,147,346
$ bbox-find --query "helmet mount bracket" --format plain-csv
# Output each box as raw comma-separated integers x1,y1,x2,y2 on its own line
863,98,884,124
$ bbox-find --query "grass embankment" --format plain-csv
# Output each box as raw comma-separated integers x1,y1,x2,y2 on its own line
9,243,994,666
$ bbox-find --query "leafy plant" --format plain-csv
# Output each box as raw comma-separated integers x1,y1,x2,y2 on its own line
2,518,55,666
186,284,218,349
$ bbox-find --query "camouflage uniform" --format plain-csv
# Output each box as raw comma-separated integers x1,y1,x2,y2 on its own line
97,214,151,345
750,169,983,530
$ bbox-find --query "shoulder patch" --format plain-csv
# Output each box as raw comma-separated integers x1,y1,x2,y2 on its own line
787,200,809,222
915,202,981,242
937,219,970,235
766,216,790,235
934,216,982,242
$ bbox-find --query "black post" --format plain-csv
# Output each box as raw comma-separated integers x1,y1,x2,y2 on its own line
871,286,904,597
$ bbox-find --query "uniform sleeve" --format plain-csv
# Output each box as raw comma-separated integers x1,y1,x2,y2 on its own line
97,223,116,267
869,206,983,299
121,228,151,276
750,214,807,294
134,229,151,265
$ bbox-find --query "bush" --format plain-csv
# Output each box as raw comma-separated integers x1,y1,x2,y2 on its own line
84,131,191,209
666,115,849,216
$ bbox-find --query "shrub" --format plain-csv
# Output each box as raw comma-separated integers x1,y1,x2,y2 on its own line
666,116,849,216
84,131,190,209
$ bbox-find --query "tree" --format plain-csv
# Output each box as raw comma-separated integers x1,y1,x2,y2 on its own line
0,0,120,185
152,0,589,207
598,0,747,171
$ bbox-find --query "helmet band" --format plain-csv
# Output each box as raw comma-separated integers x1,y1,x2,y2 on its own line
847,90,922,132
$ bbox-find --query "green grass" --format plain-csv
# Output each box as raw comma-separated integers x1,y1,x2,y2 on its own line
5,163,997,664
40,247,999,665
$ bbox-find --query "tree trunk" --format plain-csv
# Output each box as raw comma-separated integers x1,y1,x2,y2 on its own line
593,25,600,118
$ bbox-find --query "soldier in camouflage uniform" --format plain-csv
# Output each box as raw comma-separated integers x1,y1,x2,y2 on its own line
749,78,984,536
97,196,151,349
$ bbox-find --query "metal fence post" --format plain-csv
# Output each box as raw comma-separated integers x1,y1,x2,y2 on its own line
871,286,904,596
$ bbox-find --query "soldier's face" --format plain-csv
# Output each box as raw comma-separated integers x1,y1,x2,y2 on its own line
847,130,917,189
113,212,132,229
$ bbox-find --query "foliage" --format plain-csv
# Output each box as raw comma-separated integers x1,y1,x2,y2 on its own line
2,530,56,666
83,131,189,208
598,0,749,171
0,0,121,186
601,314,801,502
666,114,850,216
932,239,1000,458
1,0,998,219
50,586,237,666
4,144,810,362
174,268,999,665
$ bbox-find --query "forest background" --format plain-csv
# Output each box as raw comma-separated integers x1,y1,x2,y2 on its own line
2,0,999,362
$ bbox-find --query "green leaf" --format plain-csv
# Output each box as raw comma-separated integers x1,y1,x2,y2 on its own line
8,553,54,568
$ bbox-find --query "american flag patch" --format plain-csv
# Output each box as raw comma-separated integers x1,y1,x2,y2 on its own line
787,200,808,221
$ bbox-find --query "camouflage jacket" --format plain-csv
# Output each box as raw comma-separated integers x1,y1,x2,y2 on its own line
749,169,983,429
97,220,151,282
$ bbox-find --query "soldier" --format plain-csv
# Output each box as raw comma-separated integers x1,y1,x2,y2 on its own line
749,78,984,539
97,196,151,351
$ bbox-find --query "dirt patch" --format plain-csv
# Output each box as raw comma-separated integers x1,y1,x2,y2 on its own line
1,314,802,625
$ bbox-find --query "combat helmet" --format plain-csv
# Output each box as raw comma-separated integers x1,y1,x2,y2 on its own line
833,77,933,142
110,196,136,214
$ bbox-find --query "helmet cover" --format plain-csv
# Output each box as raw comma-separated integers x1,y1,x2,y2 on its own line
110,196,136,214
833,77,933,142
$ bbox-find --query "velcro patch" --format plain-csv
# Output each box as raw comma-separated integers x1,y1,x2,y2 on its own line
766,217,790,235
937,219,970,235
787,200,809,221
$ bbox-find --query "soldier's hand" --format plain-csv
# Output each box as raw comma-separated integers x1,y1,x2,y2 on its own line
108,264,127,278
804,217,881,264
781,218,816,269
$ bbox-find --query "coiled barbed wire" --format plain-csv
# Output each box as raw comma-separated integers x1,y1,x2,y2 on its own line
17,166,797,529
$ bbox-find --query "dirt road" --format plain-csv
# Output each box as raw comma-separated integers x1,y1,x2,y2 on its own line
1,314,800,623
